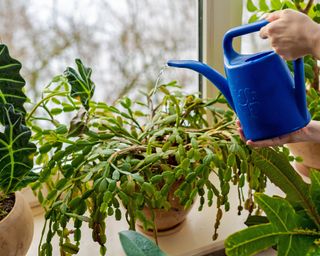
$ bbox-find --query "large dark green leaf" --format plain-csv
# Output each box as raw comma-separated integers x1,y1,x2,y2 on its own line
0,44,27,115
0,105,37,193
256,194,314,256
0,44,36,194
225,223,276,256
252,148,320,227
225,194,318,256
64,59,95,110
119,230,166,256
255,193,300,231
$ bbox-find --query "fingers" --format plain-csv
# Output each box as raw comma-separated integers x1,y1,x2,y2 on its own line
236,119,241,128
236,119,294,148
259,25,269,39
246,134,291,147
259,21,278,39
260,11,282,39
236,119,247,142
265,11,282,22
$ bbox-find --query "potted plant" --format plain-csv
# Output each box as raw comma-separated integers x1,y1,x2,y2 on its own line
28,59,268,255
0,44,38,255
225,147,320,255
246,0,320,177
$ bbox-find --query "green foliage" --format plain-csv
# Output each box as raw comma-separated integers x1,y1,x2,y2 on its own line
0,44,37,196
0,45,28,114
119,230,166,256
225,148,320,256
29,60,267,255
64,58,95,110
247,0,258,12
307,88,320,120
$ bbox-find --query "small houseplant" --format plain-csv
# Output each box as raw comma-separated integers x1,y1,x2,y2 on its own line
0,44,38,255
28,60,268,255
246,0,320,176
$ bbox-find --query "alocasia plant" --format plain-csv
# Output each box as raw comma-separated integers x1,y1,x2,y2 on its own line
225,148,320,255
0,44,37,217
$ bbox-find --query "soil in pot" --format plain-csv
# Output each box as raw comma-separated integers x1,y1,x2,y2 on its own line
0,194,15,221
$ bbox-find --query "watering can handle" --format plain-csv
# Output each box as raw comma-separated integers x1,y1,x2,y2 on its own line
223,19,269,58
223,19,305,92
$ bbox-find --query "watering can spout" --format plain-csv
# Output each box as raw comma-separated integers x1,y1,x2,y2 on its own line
167,60,235,110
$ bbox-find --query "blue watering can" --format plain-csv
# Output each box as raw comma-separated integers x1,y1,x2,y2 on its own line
168,20,311,141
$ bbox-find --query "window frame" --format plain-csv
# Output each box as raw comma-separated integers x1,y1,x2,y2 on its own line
199,0,243,99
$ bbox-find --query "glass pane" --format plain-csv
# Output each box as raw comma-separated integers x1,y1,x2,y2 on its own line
241,0,270,54
0,0,198,102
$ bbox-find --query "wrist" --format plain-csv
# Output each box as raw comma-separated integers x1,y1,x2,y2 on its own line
304,120,320,143
310,23,320,59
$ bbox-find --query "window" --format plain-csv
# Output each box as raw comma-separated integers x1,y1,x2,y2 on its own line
0,0,199,103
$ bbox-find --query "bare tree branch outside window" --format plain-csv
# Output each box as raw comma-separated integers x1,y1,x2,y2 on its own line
0,0,197,103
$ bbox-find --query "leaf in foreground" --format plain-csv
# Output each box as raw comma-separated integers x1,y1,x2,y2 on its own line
0,105,37,193
225,194,318,256
119,230,166,256
252,148,320,228
0,44,27,115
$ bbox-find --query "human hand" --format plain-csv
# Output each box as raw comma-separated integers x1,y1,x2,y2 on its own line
260,9,320,60
236,120,320,147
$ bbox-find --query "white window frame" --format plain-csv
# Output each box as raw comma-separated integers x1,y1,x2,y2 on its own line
201,0,243,99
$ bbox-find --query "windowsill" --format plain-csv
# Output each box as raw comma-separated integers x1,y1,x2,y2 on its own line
27,182,281,256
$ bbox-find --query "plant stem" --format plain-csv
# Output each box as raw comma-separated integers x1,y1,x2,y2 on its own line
295,0,314,14
304,0,314,14
38,219,48,255
107,146,147,163
26,91,69,122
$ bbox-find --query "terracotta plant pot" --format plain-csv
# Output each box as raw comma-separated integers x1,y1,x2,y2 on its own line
0,192,34,256
137,181,194,236
287,142,320,177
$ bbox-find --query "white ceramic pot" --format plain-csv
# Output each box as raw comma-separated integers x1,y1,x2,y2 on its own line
0,192,34,256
